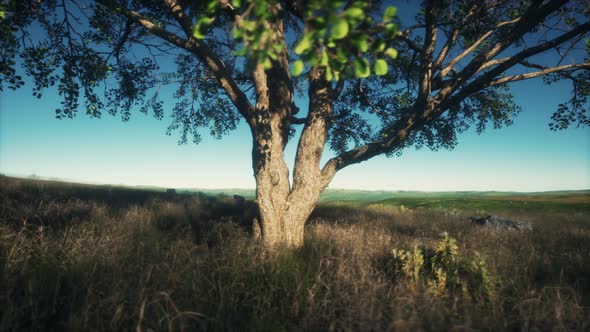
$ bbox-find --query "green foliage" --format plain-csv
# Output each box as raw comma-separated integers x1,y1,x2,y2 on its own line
374,59,388,76
390,233,495,302
376,195,590,215
291,59,304,76
383,6,397,22
229,0,284,69
192,16,215,40
392,246,424,289
291,1,399,80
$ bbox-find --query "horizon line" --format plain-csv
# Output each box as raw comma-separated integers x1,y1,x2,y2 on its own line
2,173,589,194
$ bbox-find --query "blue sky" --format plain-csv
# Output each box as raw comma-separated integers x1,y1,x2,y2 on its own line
1,72,589,191
1,3,589,192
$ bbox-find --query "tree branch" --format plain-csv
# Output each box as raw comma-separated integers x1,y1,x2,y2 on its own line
433,0,570,109
396,30,424,53
433,3,481,70
97,0,256,123
418,0,437,107
489,62,590,86
357,80,386,115
291,116,306,124
439,17,521,78
321,115,421,177
330,78,345,99
162,0,193,37
293,66,334,188
440,19,590,111
476,57,511,73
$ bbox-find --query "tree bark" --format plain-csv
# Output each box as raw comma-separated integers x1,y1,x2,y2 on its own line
247,9,309,249
250,51,333,248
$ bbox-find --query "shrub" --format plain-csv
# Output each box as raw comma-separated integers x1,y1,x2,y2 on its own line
390,232,495,302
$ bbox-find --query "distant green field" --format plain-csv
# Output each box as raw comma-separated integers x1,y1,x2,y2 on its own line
371,195,590,214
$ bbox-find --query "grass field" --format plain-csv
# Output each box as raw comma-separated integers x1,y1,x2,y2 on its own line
1,175,589,331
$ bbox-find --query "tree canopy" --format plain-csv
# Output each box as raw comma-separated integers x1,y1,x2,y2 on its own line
1,1,588,146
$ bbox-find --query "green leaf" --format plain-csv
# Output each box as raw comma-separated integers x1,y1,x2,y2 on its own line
295,33,313,54
232,0,241,8
372,40,386,52
193,17,215,39
354,57,370,78
232,27,243,41
309,17,326,30
272,43,283,52
291,60,304,76
384,6,397,21
336,49,348,63
385,23,398,38
320,49,329,67
325,68,333,81
206,1,218,14
242,20,256,32
357,37,369,52
332,18,349,40
385,48,398,59
344,8,364,20
374,59,388,75
262,57,272,70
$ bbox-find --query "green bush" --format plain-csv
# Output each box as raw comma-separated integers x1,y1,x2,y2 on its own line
390,232,495,302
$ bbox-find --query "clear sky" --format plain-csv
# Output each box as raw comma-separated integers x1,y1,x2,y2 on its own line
1,4,589,192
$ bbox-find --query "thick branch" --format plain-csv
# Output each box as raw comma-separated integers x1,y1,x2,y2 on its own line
162,0,193,37
321,115,420,177
418,0,437,106
476,57,511,73
293,67,334,190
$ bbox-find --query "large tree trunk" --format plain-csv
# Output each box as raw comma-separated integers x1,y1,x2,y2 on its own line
253,148,326,249
251,65,334,249
248,6,334,249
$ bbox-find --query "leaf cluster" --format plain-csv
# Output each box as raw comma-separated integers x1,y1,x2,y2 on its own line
292,1,398,81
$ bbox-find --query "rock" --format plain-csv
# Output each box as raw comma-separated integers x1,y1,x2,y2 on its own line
468,215,532,231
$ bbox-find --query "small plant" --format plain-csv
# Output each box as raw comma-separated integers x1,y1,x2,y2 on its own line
390,232,495,302
392,246,424,290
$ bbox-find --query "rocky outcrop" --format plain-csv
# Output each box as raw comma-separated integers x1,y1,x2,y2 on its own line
468,215,533,231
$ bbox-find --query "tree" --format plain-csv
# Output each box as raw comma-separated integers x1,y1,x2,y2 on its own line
1,0,588,248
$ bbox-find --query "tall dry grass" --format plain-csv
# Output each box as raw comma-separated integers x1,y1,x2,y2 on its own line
1,177,589,331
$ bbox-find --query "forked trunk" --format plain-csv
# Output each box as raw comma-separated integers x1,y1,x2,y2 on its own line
254,165,324,249
247,11,333,250
251,67,333,249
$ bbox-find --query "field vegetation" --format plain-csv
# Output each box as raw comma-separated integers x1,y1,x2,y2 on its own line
1,176,589,331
